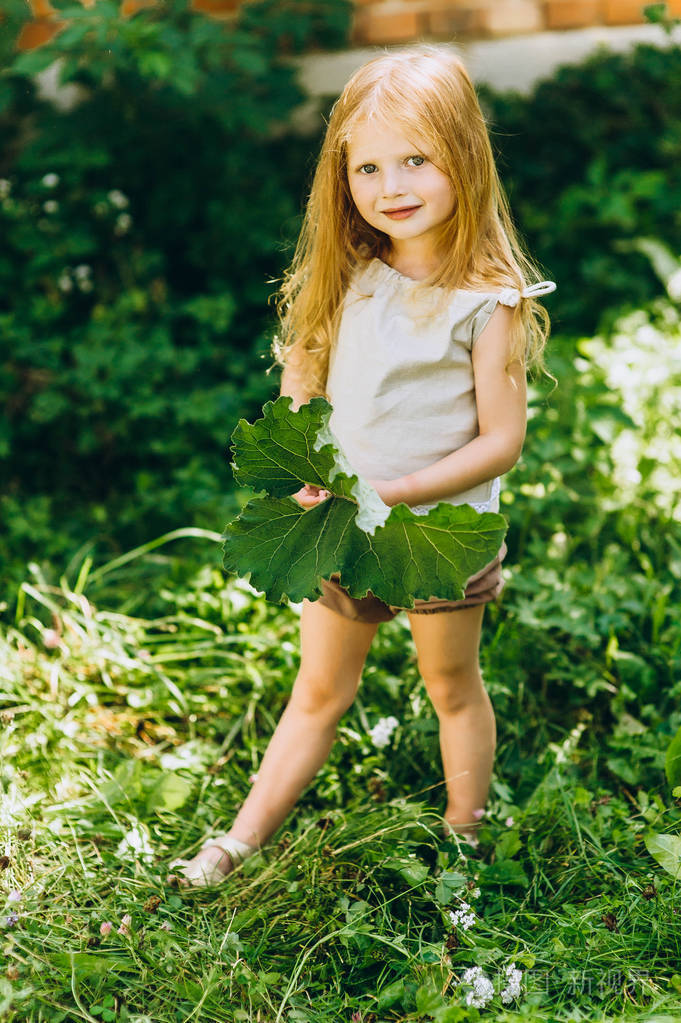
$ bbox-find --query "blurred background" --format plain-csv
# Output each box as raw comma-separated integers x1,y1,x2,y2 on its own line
1,0,680,584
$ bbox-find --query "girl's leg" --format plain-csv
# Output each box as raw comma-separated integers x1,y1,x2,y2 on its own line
174,599,379,877
407,605,495,842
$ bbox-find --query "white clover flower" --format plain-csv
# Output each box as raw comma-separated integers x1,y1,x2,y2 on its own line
114,212,132,235
449,900,476,930
500,962,523,1004
368,715,399,749
57,271,73,293
43,200,59,214
42,173,60,188
107,189,129,209
0,179,11,198
462,966,494,1008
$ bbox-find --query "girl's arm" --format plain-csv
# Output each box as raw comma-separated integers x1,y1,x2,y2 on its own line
279,352,312,412
372,305,527,507
279,353,331,507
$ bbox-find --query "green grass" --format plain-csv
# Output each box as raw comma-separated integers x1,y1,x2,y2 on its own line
2,523,681,1023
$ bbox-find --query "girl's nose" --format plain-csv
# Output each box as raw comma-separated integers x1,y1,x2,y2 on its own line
381,167,406,198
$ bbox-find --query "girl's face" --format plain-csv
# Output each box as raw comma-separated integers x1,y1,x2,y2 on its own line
346,119,454,257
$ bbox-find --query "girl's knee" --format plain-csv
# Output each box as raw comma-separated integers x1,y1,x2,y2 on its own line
289,669,358,720
421,665,485,716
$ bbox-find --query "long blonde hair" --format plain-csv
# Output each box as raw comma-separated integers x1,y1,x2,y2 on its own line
272,45,552,397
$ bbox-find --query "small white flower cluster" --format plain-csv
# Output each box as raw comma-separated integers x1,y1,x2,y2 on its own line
449,900,475,930
92,190,131,230
368,715,399,749
58,264,93,294
0,178,11,199
500,962,523,1004
462,966,495,1008
107,189,129,209
459,962,524,1009
42,173,60,188
114,212,132,236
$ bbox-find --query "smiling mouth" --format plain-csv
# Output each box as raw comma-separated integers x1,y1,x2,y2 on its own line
382,205,421,218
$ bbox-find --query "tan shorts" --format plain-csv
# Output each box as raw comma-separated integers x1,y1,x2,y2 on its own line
314,541,507,623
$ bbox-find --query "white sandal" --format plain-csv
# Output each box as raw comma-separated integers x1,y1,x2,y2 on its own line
169,833,258,888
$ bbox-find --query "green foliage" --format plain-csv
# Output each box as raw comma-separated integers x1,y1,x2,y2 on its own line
480,38,681,336
3,16,681,585
223,396,507,604
2,524,681,1020
0,0,350,575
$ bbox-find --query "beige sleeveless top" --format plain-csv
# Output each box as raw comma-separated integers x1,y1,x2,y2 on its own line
326,259,554,516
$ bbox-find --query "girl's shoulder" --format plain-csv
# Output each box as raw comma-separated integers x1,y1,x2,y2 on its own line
349,257,514,303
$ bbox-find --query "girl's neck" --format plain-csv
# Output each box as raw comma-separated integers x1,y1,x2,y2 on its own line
385,240,444,282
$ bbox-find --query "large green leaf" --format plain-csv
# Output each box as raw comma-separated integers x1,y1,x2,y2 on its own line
230,395,390,532
644,831,681,879
223,396,508,608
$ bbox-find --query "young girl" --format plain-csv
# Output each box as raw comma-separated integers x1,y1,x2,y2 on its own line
170,45,555,887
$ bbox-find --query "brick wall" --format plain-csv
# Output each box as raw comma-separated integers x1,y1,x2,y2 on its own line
13,0,681,51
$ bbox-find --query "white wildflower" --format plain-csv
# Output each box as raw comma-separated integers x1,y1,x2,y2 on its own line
449,900,475,930
57,270,73,293
462,966,494,1008
114,212,132,235
72,264,94,293
41,173,60,188
55,718,79,738
107,189,129,209
54,775,80,800
505,815,515,827
43,200,59,214
368,715,399,749
116,821,154,863
500,961,523,1004
24,731,48,751
469,886,481,898
0,179,11,198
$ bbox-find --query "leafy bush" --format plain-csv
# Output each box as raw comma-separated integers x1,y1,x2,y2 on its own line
479,35,681,336
0,0,349,574
2,5,681,586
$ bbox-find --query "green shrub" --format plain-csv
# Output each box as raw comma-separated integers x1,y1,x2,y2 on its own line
0,0,348,574
480,36,681,335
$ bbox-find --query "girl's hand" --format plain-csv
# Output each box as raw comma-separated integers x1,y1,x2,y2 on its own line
292,484,331,509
